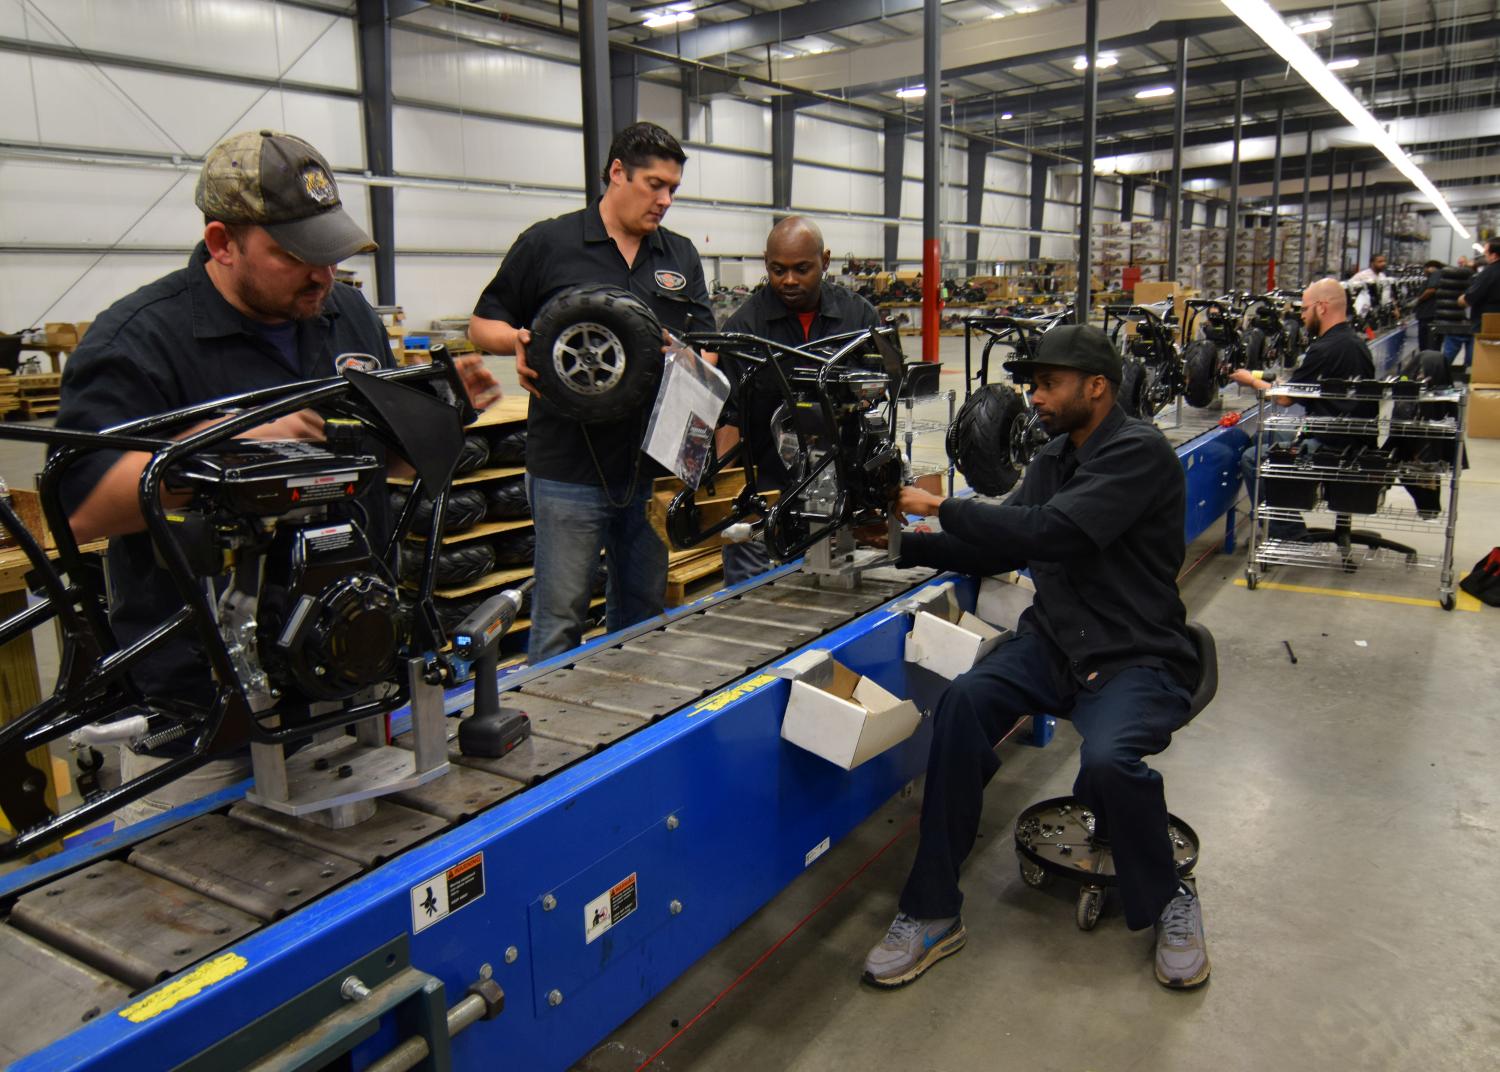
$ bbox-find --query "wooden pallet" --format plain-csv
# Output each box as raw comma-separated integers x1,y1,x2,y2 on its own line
665,547,723,608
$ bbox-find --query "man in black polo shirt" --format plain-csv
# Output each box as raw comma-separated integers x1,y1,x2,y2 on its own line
1459,238,1500,339
469,123,712,662
1231,278,1376,539
57,130,497,822
717,216,880,584
1411,259,1446,352
862,325,1209,991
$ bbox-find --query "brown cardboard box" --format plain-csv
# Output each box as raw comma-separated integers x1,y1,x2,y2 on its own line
1133,281,1184,325
1482,313,1500,336
1468,384,1500,439
74,321,92,340
1472,338,1500,384
43,322,78,348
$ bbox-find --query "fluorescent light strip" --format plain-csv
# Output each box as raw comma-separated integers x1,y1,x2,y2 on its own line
895,86,927,98
1222,0,1471,239
1325,57,1359,71
1135,86,1174,99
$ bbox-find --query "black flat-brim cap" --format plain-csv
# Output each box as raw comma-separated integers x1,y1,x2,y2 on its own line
1004,323,1123,384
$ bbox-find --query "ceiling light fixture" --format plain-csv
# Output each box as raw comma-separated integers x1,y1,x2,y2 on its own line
1135,86,1175,99
1001,111,1014,120
643,7,694,28
1292,17,1333,35
1325,57,1359,71
895,86,927,99
1221,0,1471,238
1073,52,1119,70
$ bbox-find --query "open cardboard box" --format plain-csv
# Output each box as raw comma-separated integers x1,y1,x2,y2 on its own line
901,582,1012,680
775,650,920,770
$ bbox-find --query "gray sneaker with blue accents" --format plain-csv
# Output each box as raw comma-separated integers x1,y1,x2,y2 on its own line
1154,885,1210,989
862,912,967,988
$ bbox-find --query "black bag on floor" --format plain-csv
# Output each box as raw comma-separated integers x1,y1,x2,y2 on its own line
485,477,530,520
489,428,527,465
1459,548,1500,607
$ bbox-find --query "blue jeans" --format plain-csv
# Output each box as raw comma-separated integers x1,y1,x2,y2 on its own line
525,475,668,664
1442,333,1474,367
899,632,1192,930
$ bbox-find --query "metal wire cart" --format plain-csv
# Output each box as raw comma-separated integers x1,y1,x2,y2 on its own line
1245,380,1467,609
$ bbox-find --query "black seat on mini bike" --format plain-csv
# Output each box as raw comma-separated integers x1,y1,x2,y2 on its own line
1012,623,1216,928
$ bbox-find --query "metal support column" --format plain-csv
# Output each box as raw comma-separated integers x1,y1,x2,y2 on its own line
610,52,639,130
579,0,612,198
1027,157,1047,261
921,0,941,362
1151,185,1167,222
355,0,396,306
1119,176,1135,222
1324,147,1337,275
1299,121,1312,286
884,116,905,269
1356,167,1368,265
1076,0,1099,324
1350,161,1362,277
771,98,795,219
1183,198,1194,231
1167,34,1187,286
965,141,987,276
1268,105,1283,291
1225,78,1243,293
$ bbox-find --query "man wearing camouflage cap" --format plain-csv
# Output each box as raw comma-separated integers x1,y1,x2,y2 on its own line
56,130,496,823
861,325,1211,992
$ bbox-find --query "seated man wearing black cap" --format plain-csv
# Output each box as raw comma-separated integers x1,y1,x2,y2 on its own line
57,129,498,823
863,324,1208,991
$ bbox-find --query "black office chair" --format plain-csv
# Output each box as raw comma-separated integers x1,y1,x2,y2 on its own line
1013,622,1217,930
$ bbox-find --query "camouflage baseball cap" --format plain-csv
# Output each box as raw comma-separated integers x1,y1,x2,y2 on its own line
195,130,375,265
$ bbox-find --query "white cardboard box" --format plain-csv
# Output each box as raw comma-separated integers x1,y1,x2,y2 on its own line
776,650,921,770
903,582,1011,680
976,573,1035,630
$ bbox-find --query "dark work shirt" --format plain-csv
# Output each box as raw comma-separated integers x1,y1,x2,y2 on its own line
472,201,712,487
1464,260,1500,323
253,319,300,374
56,243,392,704
1288,321,1376,435
719,281,882,491
899,405,1198,690
1413,269,1443,321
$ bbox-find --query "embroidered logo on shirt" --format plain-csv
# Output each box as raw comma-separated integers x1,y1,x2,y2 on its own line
334,352,380,375
655,270,687,292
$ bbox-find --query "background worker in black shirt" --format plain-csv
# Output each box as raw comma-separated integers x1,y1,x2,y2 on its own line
56,129,498,823
468,123,713,663
862,325,1208,992
717,216,880,584
1411,259,1446,352
1231,278,1376,540
1459,238,1500,339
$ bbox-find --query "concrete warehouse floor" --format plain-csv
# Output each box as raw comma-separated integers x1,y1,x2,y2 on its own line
0,336,1495,1071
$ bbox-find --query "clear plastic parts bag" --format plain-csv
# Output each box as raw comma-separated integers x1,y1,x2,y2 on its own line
643,334,730,488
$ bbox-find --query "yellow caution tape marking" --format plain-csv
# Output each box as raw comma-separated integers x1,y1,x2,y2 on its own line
119,953,248,1023
1234,577,1479,612
688,673,779,716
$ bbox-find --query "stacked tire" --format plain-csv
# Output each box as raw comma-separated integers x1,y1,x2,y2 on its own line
1434,265,1474,348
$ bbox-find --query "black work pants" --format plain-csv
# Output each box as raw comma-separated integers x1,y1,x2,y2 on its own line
899,631,1192,930
1417,318,1435,353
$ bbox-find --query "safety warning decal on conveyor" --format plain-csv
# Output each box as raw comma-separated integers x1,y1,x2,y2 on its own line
411,852,486,934
584,873,639,945
688,673,779,717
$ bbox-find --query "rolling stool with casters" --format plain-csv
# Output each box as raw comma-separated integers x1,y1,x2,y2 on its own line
1013,622,1218,930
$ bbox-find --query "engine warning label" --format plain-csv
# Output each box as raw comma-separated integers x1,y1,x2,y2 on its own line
411,852,485,934
584,873,639,945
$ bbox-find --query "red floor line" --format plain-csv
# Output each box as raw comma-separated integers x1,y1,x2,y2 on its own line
635,715,1033,1070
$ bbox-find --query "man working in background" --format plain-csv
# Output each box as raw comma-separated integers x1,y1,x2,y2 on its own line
1231,277,1376,541
1458,239,1500,355
468,123,713,663
716,216,880,584
57,129,498,822
1410,260,1446,353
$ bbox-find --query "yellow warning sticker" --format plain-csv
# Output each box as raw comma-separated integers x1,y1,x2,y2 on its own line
687,673,779,716
119,952,248,1023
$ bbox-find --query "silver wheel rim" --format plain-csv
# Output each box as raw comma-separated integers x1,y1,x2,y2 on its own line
551,321,628,396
